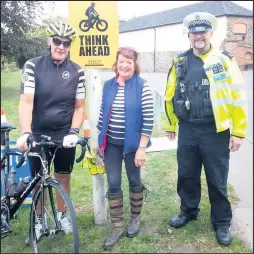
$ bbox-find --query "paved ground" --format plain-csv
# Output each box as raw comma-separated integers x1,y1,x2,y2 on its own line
99,70,253,249
228,71,253,248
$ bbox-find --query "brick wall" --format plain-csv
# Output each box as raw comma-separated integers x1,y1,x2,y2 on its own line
224,16,253,70
137,51,182,73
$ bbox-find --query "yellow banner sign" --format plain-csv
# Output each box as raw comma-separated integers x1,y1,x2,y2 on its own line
68,1,119,69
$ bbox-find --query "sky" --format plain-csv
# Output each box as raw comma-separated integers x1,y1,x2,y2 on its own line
41,1,253,20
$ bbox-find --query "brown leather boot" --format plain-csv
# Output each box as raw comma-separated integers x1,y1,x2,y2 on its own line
103,192,125,250
127,185,145,238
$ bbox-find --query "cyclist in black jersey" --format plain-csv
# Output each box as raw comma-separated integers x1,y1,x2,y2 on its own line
16,19,86,242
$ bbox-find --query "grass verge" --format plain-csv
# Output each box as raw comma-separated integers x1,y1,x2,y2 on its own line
1,71,252,253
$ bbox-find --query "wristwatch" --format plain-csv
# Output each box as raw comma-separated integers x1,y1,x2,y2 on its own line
69,128,80,135
139,144,146,151
22,132,32,136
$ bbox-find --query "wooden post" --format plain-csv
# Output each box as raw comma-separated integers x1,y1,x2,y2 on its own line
153,91,162,134
85,69,107,225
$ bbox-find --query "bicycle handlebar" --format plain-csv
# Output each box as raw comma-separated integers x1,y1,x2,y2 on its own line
16,135,89,168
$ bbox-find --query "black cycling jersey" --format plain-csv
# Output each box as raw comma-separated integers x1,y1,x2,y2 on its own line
20,53,86,134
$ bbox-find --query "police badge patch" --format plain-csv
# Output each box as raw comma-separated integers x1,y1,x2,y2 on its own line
212,63,224,74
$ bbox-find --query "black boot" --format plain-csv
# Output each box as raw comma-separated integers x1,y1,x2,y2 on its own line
215,226,232,246
103,192,125,250
127,185,145,238
169,212,197,228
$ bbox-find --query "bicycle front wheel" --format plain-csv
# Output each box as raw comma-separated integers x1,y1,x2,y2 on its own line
29,178,79,253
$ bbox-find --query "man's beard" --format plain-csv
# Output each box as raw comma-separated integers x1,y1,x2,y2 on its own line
193,40,208,49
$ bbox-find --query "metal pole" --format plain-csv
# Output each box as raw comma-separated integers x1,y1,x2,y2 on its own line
85,69,107,225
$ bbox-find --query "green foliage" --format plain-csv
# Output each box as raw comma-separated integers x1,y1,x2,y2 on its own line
1,1,55,63
1,71,253,253
1,1,42,57
21,25,49,60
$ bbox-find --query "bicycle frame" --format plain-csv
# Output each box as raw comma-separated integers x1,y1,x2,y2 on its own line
2,131,88,221
1,131,54,220
9,175,40,218
1,129,22,210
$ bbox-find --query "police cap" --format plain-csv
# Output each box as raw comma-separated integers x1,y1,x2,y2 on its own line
183,12,217,33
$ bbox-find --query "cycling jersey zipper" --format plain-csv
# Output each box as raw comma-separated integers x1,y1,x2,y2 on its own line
53,65,59,131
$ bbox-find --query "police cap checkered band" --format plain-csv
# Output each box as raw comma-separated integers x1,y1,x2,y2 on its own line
188,19,212,28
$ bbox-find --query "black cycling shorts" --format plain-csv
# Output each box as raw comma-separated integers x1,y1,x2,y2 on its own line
28,131,76,178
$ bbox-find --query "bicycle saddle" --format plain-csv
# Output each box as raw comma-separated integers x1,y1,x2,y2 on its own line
1,122,16,131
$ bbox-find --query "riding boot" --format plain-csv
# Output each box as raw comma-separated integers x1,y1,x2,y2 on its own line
103,191,125,250
127,185,145,238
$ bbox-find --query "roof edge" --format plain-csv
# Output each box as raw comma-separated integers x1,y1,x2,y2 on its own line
119,14,253,34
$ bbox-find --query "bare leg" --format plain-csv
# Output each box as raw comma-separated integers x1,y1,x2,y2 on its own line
33,182,47,217
54,173,71,212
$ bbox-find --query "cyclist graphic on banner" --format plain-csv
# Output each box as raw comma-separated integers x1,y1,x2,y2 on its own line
79,2,108,32
85,2,98,29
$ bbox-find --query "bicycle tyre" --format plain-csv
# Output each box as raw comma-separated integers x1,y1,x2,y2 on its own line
29,178,79,253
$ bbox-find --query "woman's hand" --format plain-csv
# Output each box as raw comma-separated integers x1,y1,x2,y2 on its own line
134,148,146,167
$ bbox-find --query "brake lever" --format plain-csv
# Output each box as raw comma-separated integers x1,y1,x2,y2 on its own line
77,137,89,147
76,146,86,163
75,137,89,163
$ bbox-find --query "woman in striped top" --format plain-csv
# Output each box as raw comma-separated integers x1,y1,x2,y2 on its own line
96,47,154,250
97,76,153,144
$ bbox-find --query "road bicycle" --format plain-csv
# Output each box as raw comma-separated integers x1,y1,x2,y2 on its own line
1,122,88,253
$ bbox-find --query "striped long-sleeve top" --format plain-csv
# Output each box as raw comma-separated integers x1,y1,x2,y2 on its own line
97,82,154,145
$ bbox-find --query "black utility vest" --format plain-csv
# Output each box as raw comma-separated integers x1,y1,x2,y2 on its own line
173,50,214,124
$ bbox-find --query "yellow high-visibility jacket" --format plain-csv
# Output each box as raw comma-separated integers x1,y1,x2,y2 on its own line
165,47,248,138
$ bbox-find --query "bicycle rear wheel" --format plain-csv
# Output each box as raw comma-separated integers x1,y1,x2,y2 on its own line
29,178,79,253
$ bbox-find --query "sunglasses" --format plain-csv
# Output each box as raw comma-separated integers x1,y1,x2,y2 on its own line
119,47,138,56
52,37,72,48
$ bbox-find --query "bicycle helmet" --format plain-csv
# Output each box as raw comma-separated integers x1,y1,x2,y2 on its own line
46,19,76,42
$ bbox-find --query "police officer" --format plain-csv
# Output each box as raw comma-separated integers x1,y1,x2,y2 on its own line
165,12,248,246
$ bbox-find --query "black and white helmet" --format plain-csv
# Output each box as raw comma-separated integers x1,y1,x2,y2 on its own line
46,19,76,42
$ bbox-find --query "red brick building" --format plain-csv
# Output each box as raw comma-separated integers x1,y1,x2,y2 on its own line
222,16,253,70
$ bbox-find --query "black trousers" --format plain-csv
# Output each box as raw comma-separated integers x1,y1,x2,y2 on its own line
177,121,232,228
104,142,142,194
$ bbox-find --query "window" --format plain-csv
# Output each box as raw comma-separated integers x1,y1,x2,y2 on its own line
245,52,253,64
233,23,247,34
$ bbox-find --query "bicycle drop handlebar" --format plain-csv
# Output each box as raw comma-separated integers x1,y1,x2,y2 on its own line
16,135,89,168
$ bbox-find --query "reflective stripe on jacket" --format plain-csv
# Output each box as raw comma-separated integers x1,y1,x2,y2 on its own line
165,47,248,138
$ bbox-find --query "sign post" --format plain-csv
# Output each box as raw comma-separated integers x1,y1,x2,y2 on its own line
68,1,119,225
